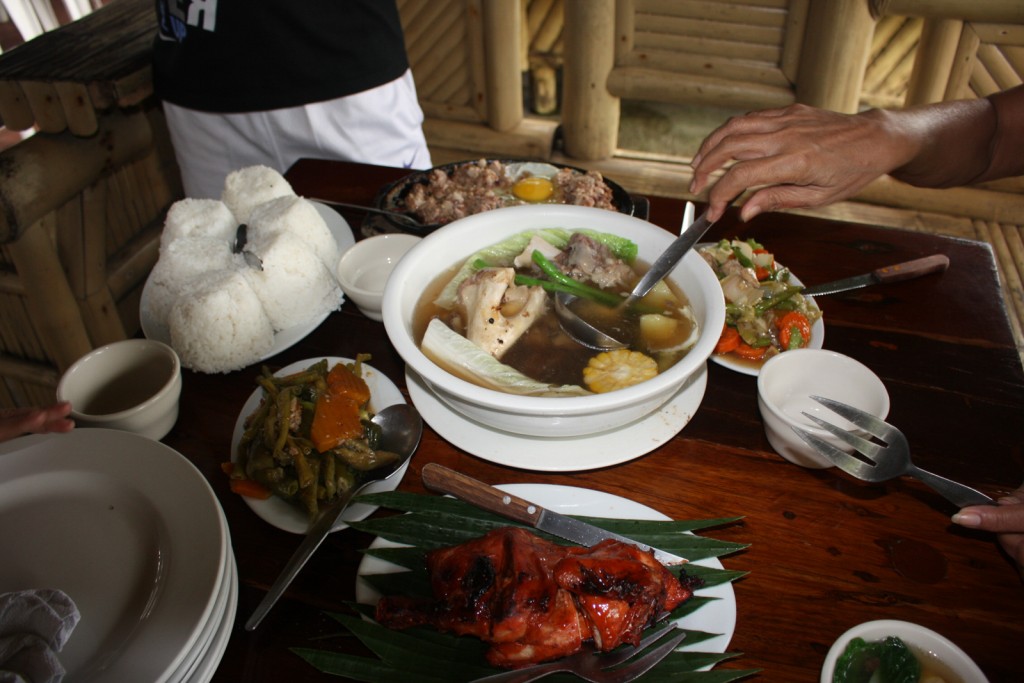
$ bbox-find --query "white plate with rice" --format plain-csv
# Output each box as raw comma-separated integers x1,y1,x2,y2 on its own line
229,357,410,534
140,201,355,365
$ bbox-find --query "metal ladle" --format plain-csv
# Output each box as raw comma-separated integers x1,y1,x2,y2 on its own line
555,207,714,350
245,403,423,630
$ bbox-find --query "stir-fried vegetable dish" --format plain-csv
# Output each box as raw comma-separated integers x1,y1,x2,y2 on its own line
227,356,399,519
699,239,821,364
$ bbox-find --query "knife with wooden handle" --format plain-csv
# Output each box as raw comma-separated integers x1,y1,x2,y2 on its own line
421,463,688,565
801,253,950,297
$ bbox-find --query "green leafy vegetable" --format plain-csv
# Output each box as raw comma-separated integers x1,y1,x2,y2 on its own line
433,228,637,309
833,636,921,683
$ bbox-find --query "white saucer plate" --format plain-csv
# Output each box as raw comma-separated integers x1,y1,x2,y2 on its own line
140,201,355,362
230,357,409,534
356,483,737,658
0,429,227,683
406,363,707,472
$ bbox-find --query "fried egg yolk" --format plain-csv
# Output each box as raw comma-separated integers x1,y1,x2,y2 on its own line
512,176,554,203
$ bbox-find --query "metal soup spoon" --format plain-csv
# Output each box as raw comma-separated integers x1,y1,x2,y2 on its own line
245,403,423,631
555,209,714,350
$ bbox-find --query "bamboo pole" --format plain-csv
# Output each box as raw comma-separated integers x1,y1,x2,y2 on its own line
20,81,67,134
607,67,795,110
0,108,152,245
780,0,810,84
615,52,791,88
561,0,618,160
7,214,91,371
797,0,876,112
615,0,636,63
977,43,1024,90
945,24,981,99
871,0,1024,23
482,0,523,132
905,19,964,105
54,81,98,136
422,117,558,160
0,81,35,131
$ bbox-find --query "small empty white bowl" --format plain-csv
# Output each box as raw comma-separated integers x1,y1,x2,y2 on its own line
57,339,182,440
821,619,988,683
337,234,421,321
757,349,889,468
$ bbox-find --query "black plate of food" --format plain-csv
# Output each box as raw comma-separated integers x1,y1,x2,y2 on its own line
371,159,636,234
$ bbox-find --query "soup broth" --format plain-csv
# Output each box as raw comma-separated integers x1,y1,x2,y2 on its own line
413,233,698,391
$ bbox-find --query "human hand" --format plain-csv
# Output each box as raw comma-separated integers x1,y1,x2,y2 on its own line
953,485,1024,572
689,104,915,222
0,402,74,443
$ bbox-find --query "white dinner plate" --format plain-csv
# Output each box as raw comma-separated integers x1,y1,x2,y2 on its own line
709,266,824,377
166,509,237,683
355,483,737,659
406,363,707,472
0,429,227,683
140,200,356,362
230,357,409,534
173,550,238,683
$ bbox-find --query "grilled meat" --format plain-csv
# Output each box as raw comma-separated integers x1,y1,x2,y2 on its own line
375,527,694,668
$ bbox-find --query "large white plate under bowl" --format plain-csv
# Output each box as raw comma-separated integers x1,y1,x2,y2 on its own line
230,357,409,534
820,619,989,683
140,200,356,362
0,429,227,683
710,266,824,377
406,363,707,472
356,483,737,660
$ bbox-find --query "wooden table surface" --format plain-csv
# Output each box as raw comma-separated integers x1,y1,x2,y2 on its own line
171,159,1024,682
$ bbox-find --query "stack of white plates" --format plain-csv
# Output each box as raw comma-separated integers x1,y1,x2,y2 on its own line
0,428,237,682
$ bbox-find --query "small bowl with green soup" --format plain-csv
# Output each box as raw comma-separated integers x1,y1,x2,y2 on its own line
821,619,988,683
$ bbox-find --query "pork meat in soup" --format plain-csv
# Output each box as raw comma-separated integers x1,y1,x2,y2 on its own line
414,229,700,395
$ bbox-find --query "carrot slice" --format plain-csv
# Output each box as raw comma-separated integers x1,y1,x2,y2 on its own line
734,341,768,360
777,311,812,350
229,477,272,500
326,363,371,404
714,325,741,354
310,392,363,452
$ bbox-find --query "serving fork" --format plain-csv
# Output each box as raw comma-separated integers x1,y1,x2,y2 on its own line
470,624,686,683
792,396,995,508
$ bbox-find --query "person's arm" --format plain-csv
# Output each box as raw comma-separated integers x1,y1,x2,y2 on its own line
0,402,74,442
689,85,1024,222
953,485,1024,572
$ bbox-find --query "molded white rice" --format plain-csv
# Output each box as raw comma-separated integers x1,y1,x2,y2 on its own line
248,195,338,269
160,198,237,250
221,165,295,224
146,237,240,324
244,229,343,330
168,269,274,373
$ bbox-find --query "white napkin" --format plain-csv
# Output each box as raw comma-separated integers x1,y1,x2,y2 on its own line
0,589,79,683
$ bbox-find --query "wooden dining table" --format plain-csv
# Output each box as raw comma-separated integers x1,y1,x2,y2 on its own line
167,158,1024,682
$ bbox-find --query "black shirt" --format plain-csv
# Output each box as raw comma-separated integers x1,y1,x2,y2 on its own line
152,0,410,113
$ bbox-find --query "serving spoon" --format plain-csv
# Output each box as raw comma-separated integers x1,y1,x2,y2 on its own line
555,206,714,350
245,403,423,631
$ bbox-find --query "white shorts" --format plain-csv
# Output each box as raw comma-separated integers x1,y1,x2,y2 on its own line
161,69,433,199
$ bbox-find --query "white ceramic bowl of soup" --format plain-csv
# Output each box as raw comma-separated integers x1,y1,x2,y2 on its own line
57,339,182,441
821,619,988,682
381,204,725,438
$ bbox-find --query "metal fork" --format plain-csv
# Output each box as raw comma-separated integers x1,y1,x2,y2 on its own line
792,395,994,508
470,624,686,683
